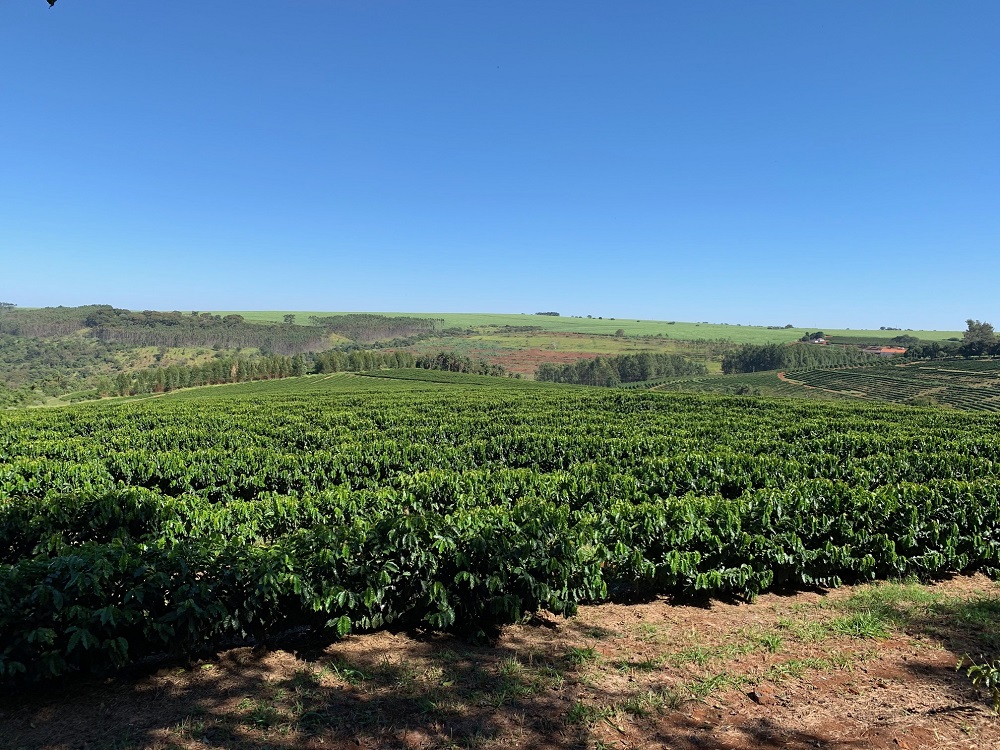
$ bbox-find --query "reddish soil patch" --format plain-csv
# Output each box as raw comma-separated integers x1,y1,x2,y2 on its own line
487,349,606,376
2,575,997,750
777,371,810,387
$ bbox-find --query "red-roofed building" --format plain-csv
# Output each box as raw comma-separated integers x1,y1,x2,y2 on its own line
863,346,907,357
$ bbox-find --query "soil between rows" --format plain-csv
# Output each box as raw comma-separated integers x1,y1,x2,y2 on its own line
2,575,997,750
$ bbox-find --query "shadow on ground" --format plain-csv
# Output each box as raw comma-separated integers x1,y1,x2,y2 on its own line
2,580,998,750
2,633,600,750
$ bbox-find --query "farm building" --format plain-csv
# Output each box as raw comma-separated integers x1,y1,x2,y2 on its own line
863,346,907,357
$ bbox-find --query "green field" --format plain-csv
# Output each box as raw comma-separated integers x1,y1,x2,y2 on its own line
212,311,962,344
3,369,1000,685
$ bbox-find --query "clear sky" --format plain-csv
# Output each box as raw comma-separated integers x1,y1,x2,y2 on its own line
2,1,997,329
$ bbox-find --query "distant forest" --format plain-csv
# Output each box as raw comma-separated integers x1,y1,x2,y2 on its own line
536,352,706,386
0,302,518,405
1,306,329,354
0,305,450,405
308,314,440,342
721,343,881,373
104,350,509,398
0,305,448,353
110,351,416,398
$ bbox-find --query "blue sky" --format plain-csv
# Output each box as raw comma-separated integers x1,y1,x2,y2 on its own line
2,1,997,329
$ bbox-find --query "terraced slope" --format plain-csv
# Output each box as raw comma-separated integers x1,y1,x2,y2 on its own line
627,371,852,401
786,359,1000,411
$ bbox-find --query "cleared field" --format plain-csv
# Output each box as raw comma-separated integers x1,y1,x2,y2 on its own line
212,311,962,344
116,345,257,370
399,331,728,375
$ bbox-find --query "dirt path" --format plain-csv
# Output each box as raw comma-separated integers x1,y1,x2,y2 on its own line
2,575,997,750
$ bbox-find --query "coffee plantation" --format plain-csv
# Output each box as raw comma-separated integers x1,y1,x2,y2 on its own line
2,372,999,684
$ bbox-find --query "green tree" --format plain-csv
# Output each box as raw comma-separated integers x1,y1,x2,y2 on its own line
961,319,996,357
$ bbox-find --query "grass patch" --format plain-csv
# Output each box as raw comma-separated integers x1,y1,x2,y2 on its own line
670,645,715,667
565,700,611,726
935,596,1000,652
685,672,744,700
328,659,370,685
775,617,831,642
830,611,892,639
616,687,685,717
755,632,785,653
564,646,600,668
765,653,854,681
615,656,665,673
632,622,670,643
837,580,942,622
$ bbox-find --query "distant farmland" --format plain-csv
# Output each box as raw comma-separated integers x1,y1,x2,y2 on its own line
641,360,1000,412
212,311,962,345
786,359,1000,411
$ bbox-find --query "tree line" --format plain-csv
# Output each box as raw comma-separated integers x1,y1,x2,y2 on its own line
313,349,417,373
725,320,999,375
103,350,511,398
413,351,513,377
905,320,999,359
721,343,883,374
536,352,706,386
111,355,309,396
